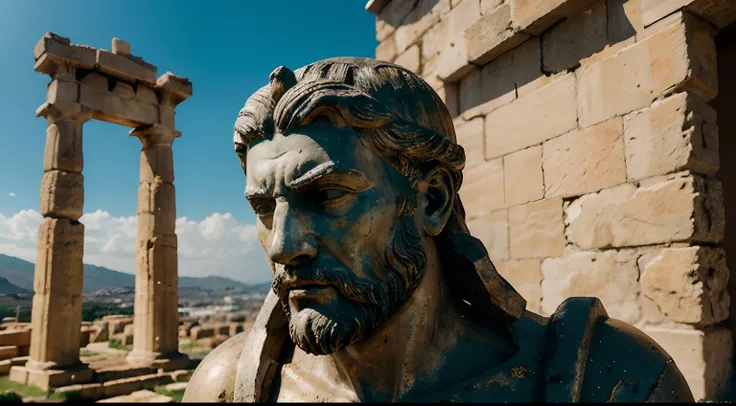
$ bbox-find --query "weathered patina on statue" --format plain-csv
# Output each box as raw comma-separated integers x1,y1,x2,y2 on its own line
183,58,694,403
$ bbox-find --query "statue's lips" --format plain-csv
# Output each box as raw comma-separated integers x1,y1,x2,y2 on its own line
288,284,334,300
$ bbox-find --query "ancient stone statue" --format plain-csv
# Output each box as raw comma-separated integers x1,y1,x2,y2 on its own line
183,57,694,403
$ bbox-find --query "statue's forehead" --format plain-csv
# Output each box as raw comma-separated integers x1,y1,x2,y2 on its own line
245,128,383,189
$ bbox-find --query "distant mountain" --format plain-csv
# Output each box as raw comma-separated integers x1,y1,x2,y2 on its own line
0,277,29,294
0,254,264,293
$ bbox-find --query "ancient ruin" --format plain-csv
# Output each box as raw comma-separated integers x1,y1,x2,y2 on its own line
367,0,736,401
8,33,192,390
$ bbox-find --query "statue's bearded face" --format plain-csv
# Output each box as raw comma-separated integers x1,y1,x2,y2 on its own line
245,122,427,355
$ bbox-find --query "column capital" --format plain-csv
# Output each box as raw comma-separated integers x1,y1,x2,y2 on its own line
131,124,181,148
36,101,93,124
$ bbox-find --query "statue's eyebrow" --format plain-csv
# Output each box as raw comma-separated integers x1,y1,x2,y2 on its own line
287,161,374,192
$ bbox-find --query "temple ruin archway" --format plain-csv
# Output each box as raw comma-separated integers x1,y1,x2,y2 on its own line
9,33,192,389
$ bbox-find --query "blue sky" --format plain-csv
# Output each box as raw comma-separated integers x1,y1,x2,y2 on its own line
0,0,377,283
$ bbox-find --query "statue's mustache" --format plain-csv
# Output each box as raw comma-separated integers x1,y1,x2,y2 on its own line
272,263,381,307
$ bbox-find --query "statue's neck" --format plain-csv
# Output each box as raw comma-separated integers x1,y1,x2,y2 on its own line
313,240,517,401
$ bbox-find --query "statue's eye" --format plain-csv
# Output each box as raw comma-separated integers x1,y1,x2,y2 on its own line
251,199,276,217
315,188,348,204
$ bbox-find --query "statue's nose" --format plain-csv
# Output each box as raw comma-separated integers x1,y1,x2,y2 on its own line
267,201,317,266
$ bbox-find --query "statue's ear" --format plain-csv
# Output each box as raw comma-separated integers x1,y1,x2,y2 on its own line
418,167,455,237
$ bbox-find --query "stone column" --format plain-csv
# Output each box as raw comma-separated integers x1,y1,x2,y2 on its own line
10,64,95,389
126,123,187,370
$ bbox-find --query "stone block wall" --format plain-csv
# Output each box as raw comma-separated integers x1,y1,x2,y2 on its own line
369,0,736,401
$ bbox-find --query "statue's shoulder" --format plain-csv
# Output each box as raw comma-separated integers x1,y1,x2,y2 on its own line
182,331,249,403
542,297,694,402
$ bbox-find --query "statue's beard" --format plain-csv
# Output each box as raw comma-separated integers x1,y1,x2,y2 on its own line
272,214,427,355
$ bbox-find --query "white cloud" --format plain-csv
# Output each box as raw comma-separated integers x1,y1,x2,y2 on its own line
8,193,15,197
0,209,271,284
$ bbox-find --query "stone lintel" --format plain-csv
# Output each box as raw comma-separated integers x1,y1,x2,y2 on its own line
365,0,390,14
131,124,181,147
96,49,157,86
33,33,96,75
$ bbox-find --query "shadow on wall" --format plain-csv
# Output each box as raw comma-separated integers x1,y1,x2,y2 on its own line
378,0,441,32
712,20,736,402
459,0,636,116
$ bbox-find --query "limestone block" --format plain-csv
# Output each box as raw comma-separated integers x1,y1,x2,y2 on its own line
376,0,418,42
376,36,397,62
0,329,31,347
0,346,18,360
495,259,541,312
79,329,90,348
158,106,176,129
446,0,481,36
394,45,420,74
137,185,176,239
96,50,157,85
458,158,504,220
394,0,450,54
155,72,193,104
461,51,515,119
543,117,627,197
43,120,83,173
112,82,135,100
458,68,481,115
542,249,643,322
112,38,130,56
171,369,193,383
512,0,600,36
135,86,158,105
481,0,504,15
485,73,577,159
123,324,134,336
640,247,729,325
435,31,473,81
102,374,173,398
0,360,11,375
454,117,484,169
513,37,555,97
47,79,79,105
40,170,84,221
421,19,448,62
642,0,736,29
565,173,725,249
229,324,244,337
89,326,108,343
465,3,530,65
644,327,732,401
508,197,566,258
34,218,84,296
33,33,96,74
467,209,509,261
80,83,158,127
99,389,175,403
577,13,718,128
55,382,104,400
624,92,719,180
190,326,215,340
504,146,543,206
542,1,608,73
26,367,93,390
79,72,109,93
215,324,229,336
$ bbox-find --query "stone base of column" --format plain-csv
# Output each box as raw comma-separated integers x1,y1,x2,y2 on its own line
9,363,94,391
126,350,190,372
